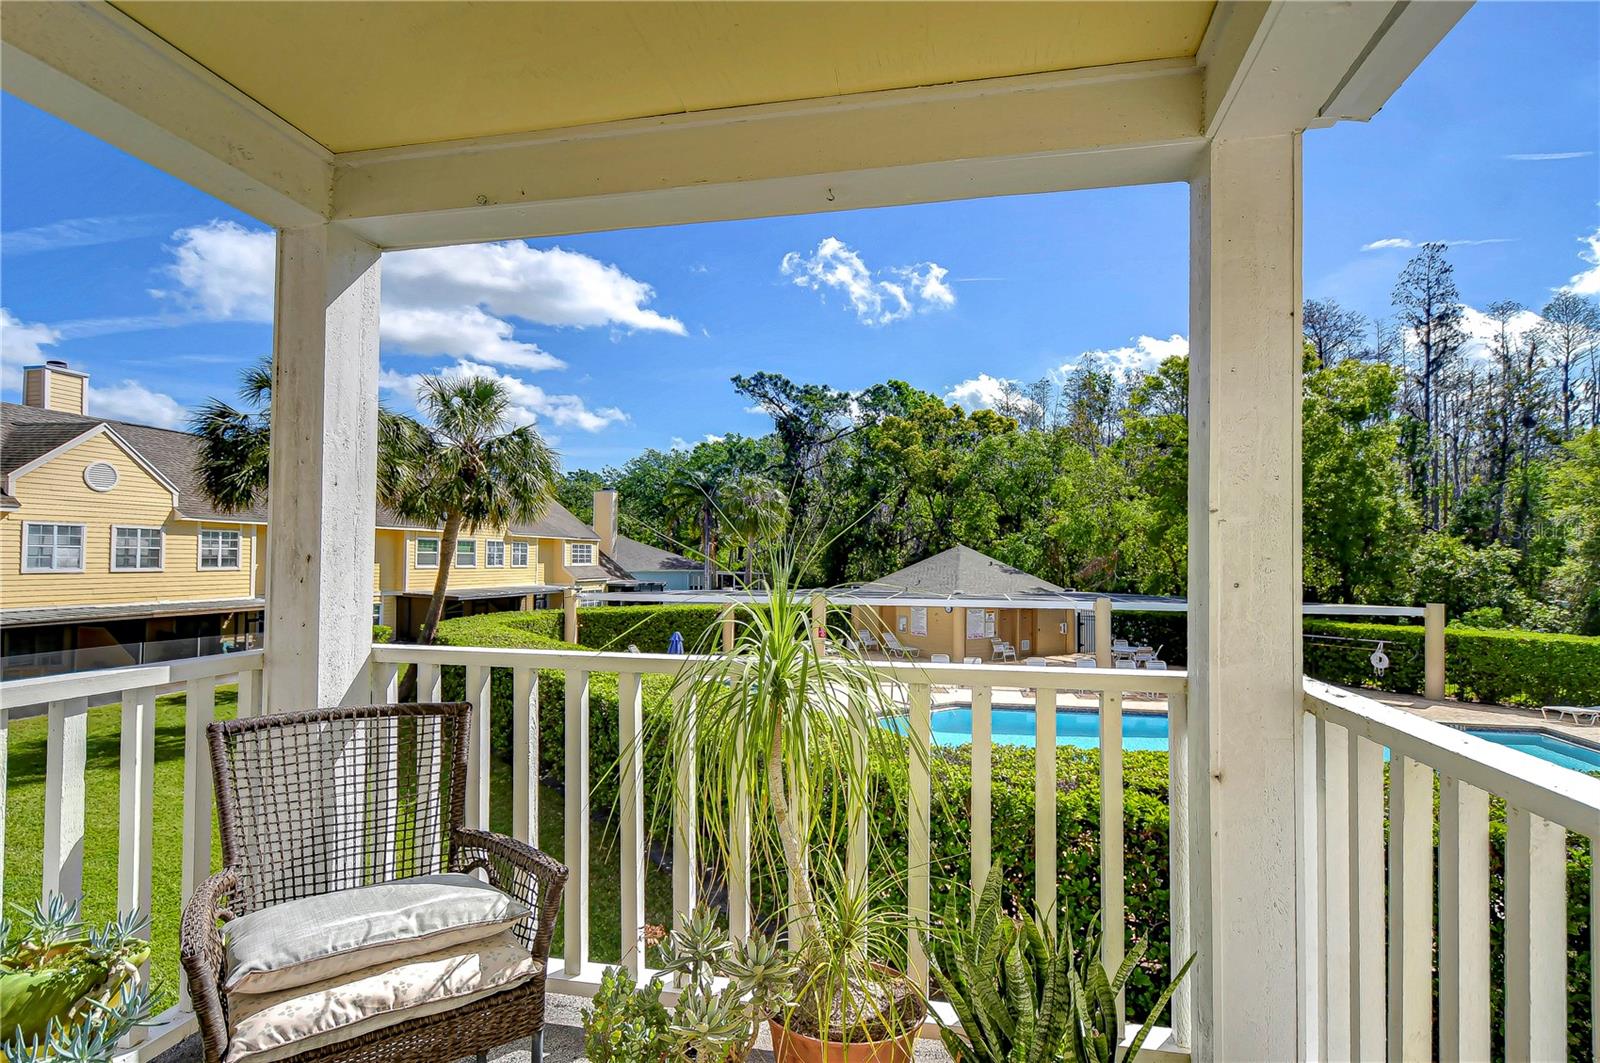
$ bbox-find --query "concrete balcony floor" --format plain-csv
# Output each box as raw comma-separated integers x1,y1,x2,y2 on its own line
155,993,958,1063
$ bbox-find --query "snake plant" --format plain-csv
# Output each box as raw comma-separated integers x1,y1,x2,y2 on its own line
1,896,153,1063
930,863,1193,1063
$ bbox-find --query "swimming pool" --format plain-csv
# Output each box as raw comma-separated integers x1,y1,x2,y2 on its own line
880,706,1600,774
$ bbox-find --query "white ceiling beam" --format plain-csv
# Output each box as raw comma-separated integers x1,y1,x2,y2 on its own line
1200,0,1472,140
1,0,332,228
329,60,1205,249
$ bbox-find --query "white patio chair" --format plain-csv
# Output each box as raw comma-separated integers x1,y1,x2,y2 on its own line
930,653,950,664
882,632,920,658
990,638,1017,662
1144,659,1169,671
1112,638,1133,653
1114,658,1138,670
1075,657,1097,668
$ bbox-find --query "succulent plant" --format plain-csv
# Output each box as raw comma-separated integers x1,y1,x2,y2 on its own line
1,896,152,1063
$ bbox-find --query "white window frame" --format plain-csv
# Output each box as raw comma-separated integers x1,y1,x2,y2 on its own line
111,525,164,572
456,539,477,568
511,540,529,567
486,540,505,567
567,541,595,566
21,522,85,573
416,537,440,568
198,528,242,571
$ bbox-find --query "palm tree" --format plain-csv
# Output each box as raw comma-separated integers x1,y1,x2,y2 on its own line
385,375,557,645
722,473,788,586
664,467,725,590
192,363,557,649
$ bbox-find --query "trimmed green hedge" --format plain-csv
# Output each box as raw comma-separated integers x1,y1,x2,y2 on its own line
1304,620,1600,707
574,605,728,654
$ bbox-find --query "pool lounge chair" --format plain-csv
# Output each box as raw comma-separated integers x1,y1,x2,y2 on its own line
1541,705,1600,725
857,629,883,653
882,632,920,659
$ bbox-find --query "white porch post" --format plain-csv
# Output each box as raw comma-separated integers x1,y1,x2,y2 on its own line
1185,133,1304,1059
264,223,382,710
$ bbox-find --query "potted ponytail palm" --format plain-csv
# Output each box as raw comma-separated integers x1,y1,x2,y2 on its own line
665,547,927,1062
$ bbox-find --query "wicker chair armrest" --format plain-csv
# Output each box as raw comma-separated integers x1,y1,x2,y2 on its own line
452,828,568,964
180,868,241,1063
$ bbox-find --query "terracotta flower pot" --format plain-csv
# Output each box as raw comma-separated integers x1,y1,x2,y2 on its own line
768,1018,918,1063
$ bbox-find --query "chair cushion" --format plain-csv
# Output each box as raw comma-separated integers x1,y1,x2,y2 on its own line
226,929,539,1063
224,873,528,994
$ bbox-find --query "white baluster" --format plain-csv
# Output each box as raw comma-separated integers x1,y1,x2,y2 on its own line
970,684,993,899
1348,735,1384,1061
464,664,491,829
1101,687,1125,1023
179,680,216,1010
236,667,260,719
1386,754,1433,1059
564,670,590,976
44,698,88,902
618,672,646,976
1504,805,1566,1061
1167,687,1191,1048
512,667,539,846
118,687,158,974
907,681,932,993
371,659,399,703
1316,718,1352,1061
1035,685,1058,932
1438,774,1489,1062
674,686,699,930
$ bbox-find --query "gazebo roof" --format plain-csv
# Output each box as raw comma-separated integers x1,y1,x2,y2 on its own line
850,545,1070,601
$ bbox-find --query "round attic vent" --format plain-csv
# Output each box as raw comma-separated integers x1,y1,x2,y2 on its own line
84,461,119,492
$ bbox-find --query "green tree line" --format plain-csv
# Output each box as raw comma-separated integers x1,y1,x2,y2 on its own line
559,245,1600,634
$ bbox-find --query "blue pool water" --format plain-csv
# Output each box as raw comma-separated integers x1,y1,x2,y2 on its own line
881,707,1600,774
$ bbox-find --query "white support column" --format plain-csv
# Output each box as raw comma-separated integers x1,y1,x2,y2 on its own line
1186,133,1304,1060
264,223,382,711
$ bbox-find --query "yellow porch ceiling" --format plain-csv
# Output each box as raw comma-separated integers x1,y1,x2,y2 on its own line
111,1,1215,153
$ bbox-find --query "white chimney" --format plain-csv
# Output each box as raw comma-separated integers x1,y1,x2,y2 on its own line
593,489,618,556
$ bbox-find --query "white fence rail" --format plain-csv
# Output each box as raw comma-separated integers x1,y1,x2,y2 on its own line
0,650,264,1062
368,644,1191,1052
1303,679,1600,1062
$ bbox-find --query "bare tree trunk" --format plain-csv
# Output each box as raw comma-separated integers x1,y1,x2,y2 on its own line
419,511,463,646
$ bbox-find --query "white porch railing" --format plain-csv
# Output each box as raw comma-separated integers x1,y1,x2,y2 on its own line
366,644,1193,1056
0,649,264,1062
1302,679,1600,1062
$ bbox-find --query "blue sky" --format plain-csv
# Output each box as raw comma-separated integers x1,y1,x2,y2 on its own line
2,1,1596,471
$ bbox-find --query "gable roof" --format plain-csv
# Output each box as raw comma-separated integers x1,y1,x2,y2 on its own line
2,402,260,522
606,533,700,574
0,401,602,539
851,545,1069,600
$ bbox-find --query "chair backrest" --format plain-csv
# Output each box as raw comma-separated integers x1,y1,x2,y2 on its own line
884,632,906,648
858,629,881,648
1024,656,1047,666
208,703,470,915
1114,659,1137,669
1145,660,1168,671
1113,638,1132,651
1075,658,1097,668
930,653,950,664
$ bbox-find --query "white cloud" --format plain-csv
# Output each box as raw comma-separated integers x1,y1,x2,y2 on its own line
383,242,685,335
1361,236,1513,252
1,308,62,391
780,237,955,325
2,214,168,256
380,360,626,433
1564,225,1600,296
154,223,684,369
945,373,1019,411
1457,304,1547,361
1062,334,1189,375
89,380,187,428
381,306,563,371
157,221,276,321
1504,151,1593,161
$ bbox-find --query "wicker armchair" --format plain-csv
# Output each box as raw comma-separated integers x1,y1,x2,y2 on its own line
181,703,566,1063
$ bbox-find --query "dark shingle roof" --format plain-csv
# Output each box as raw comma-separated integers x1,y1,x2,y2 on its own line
0,402,600,539
852,545,1068,599
606,533,700,574
2,402,269,523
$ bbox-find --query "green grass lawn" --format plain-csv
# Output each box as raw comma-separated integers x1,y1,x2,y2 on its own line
3,690,673,1009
